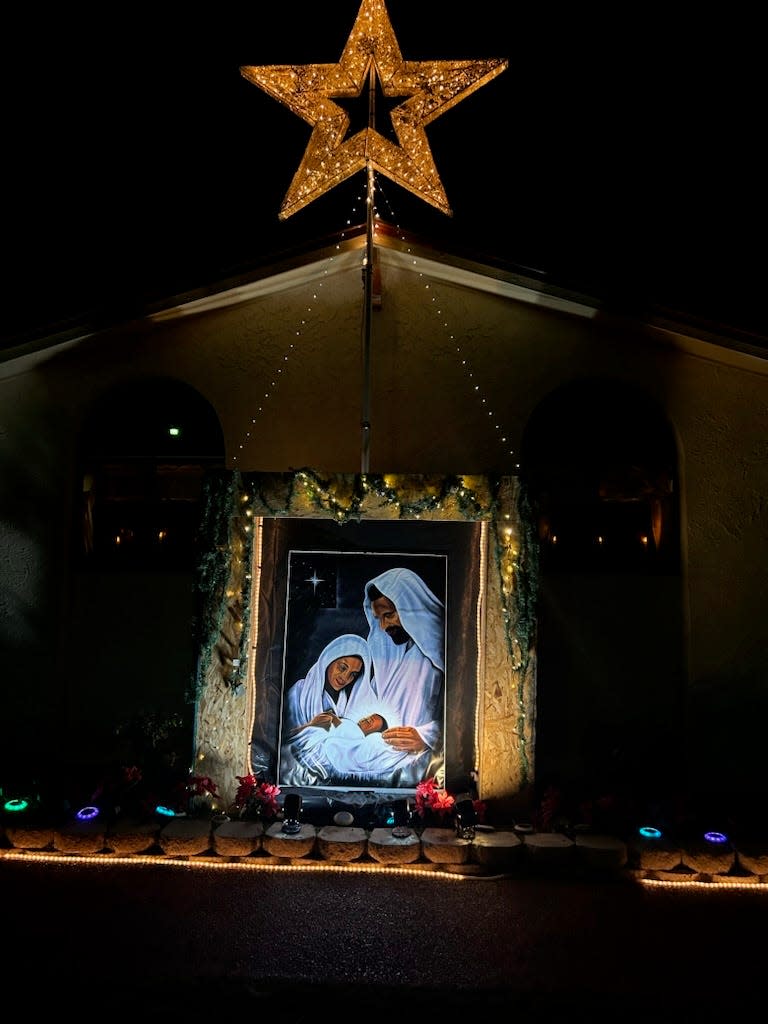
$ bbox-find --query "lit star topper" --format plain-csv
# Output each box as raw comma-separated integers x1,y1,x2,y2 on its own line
240,0,508,219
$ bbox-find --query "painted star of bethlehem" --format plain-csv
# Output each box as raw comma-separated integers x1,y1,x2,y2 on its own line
240,0,508,219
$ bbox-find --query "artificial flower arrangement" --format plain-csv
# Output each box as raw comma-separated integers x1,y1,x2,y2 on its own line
413,777,487,826
414,777,455,820
187,774,218,798
233,774,281,821
183,774,220,816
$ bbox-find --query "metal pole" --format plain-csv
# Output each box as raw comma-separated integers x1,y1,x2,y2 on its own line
360,63,376,475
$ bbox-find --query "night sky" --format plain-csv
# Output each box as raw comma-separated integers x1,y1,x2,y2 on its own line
3,2,763,345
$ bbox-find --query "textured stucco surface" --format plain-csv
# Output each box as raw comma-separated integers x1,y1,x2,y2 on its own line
1,241,766,805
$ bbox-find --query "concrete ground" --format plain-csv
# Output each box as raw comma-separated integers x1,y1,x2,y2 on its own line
2,856,764,1020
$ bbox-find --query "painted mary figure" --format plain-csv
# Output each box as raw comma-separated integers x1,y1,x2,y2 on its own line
279,633,376,785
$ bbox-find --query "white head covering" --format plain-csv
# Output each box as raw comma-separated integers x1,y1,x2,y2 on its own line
360,567,445,749
282,633,375,734
363,567,445,673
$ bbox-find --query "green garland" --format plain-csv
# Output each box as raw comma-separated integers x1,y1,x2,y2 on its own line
241,469,498,523
189,469,246,701
192,470,540,791
512,482,539,663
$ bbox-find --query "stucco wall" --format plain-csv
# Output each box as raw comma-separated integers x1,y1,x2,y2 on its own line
1,243,766,809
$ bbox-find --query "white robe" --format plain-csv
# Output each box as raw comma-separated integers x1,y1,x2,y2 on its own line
288,717,432,785
363,567,445,752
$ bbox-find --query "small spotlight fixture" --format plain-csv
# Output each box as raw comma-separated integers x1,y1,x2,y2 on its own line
391,798,412,838
281,793,303,834
453,793,477,840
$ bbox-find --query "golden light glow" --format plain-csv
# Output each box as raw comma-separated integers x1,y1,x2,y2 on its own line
0,849,468,880
245,516,264,765
4,849,767,889
639,876,768,892
475,521,488,775
240,0,508,218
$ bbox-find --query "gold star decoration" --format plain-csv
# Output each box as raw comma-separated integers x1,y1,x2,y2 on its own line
240,0,508,219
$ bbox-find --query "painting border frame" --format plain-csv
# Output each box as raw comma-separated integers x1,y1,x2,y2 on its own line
192,471,537,820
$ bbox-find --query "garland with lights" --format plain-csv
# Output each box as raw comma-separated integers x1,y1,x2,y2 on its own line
498,482,539,674
192,469,539,790
191,469,254,700
242,469,501,524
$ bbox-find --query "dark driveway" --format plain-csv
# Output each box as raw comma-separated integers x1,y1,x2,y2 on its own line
3,857,764,1020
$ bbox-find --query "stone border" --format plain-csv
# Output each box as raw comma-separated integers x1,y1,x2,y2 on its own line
2,822,767,883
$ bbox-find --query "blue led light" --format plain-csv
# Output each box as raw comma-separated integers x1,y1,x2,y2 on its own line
704,831,728,844
156,804,177,817
76,805,100,821
638,826,662,839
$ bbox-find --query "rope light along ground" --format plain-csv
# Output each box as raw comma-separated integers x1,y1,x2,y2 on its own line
2,848,767,889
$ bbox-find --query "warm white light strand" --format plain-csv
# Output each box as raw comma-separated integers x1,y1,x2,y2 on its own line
2,849,766,889
245,516,264,773
231,257,338,465
414,263,517,465
639,876,768,892
0,848,473,881
474,522,487,777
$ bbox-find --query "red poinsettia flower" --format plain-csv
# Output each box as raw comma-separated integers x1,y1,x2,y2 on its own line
414,777,458,818
431,789,456,817
414,777,439,816
235,774,258,807
255,782,281,817
235,776,281,816
189,775,218,796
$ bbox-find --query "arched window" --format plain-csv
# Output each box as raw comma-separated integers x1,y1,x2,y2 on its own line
519,378,685,805
520,378,679,574
76,377,224,569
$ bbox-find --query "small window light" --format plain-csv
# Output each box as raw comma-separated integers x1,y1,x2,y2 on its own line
168,426,181,437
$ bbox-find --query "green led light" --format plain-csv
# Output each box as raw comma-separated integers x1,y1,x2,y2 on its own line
4,798,29,813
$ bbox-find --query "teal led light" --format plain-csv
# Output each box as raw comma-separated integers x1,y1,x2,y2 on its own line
156,804,177,817
638,826,662,839
3,798,29,813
